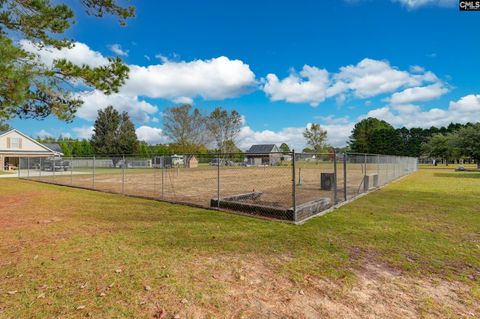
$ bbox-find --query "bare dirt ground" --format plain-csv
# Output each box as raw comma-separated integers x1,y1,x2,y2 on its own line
25,164,398,211
151,254,478,319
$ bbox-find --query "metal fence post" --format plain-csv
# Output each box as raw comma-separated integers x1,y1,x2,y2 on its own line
364,153,367,177
343,153,347,202
161,156,164,199
333,150,337,204
122,155,125,194
217,153,220,207
292,150,296,221
70,157,73,185
27,157,30,178
92,155,96,189
52,158,55,183
39,158,42,178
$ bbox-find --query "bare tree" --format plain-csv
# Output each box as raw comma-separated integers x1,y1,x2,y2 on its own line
303,123,327,152
163,104,207,147
207,107,242,153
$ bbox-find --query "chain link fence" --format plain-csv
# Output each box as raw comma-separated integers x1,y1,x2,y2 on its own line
18,152,417,223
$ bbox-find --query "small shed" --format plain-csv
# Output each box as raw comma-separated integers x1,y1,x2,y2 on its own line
246,144,282,166
185,155,198,168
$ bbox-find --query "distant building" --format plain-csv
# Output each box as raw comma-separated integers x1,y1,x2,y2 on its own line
0,129,63,172
171,154,184,166
246,144,282,166
185,155,199,168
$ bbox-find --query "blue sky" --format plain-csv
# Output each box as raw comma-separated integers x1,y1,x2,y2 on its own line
8,0,480,149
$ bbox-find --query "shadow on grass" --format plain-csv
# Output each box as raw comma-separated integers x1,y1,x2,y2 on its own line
434,172,480,179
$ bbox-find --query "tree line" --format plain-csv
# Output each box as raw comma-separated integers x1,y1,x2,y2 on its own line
346,117,480,166
27,103,480,167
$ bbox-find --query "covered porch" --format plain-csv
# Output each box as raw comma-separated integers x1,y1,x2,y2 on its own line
0,153,54,172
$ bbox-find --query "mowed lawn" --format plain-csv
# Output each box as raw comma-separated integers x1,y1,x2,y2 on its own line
0,169,479,318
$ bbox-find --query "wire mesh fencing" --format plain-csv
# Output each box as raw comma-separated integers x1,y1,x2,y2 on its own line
18,151,417,223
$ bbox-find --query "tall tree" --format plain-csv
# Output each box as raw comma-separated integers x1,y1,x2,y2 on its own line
206,107,242,153
117,112,139,155
0,0,134,121
90,106,138,165
349,117,393,153
303,123,327,152
368,128,404,155
453,124,480,168
422,134,452,165
279,143,290,153
163,104,207,148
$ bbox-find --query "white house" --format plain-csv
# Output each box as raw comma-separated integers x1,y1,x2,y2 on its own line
0,129,63,172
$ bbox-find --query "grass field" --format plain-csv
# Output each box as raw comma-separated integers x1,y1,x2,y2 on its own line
1,168,479,318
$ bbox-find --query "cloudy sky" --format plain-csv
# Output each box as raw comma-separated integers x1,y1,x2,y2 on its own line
8,0,480,149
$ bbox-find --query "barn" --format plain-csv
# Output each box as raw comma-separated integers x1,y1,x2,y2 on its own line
0,129,63,172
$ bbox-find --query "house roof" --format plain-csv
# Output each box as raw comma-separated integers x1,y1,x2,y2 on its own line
0,129,63,155
42,143,63,154
246,144,278,154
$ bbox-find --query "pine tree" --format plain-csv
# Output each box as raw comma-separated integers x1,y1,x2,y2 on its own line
0,1,134,121
90,106,138,166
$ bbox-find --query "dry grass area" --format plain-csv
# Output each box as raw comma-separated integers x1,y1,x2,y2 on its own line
26,164,399,211
1,168,479,318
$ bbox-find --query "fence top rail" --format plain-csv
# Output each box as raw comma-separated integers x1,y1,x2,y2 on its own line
20,152,418,160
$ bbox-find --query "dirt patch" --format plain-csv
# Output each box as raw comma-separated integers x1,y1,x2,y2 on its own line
167,255,478,318
0,195,27,210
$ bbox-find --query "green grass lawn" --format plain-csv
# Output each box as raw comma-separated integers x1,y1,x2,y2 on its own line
0,168,479,318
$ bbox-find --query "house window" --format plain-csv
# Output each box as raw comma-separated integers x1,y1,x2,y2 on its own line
10,138,21,149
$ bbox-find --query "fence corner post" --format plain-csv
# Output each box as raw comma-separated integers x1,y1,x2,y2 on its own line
217,153,220,207
343,153,347,202
333,150,337,205
122,155,125,194
292,149,296,222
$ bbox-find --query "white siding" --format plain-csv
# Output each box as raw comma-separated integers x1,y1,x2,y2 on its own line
0,130,50,152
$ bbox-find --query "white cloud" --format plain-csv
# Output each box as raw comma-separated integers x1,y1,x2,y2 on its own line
388,83,448,104
122,56,257,101
22,41,257,108
393,0,455,9
36,129,53,138
20,40,109,67
263,58,441,106
364,94,480,128
136,126,169,144
108,44,128,56
72,126,94,139
237,121,353,150
449,94,480,113
263,66,331,106
335,58,437,98
75,90,158,123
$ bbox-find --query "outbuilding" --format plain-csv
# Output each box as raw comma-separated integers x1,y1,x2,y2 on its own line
246,144,282,166
185,155,199,168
